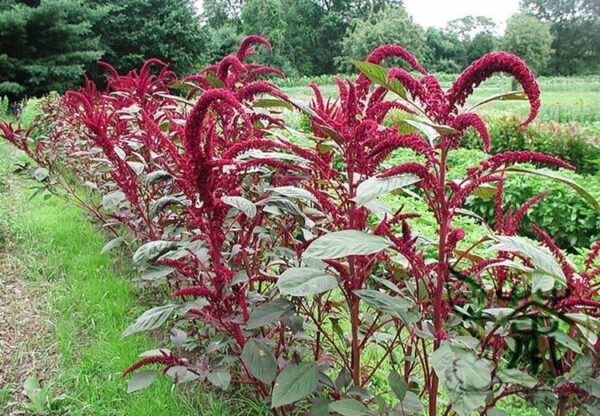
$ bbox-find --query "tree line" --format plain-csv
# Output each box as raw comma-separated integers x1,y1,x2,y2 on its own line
0,0,598,100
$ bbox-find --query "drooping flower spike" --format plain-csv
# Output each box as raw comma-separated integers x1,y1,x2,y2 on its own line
447,52,541,125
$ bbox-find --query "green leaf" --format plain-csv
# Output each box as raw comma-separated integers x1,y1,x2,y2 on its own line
355,290,417,324
207,368,231,390
277,267,337,297
431,342,493,415
133,240,178,269
271,362,319,408
268,186,317,203
141,264,174,281
303,230,392,260
246,300,293,330
329,398,371,415
487,236,566,290
241,339,277,385
101,236,125,254
393,391,423,415
564,356,594,383
352,61,406,98
353,175,420,207
222,195,257,218
254,98,293,110
497,368,537,388
310,398,332,416
127,370,158,393
149,196,188,219
168,81,195,90
102,190,126,211
145,170,172,184
33,167,49,181
504,167,600,211
472,183,497,199
127,161,145,175
122,304,177,337
389,371,408,400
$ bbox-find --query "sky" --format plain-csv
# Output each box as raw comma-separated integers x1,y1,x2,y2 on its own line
404,0,520,30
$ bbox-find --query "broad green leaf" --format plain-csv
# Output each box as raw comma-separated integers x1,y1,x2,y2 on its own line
393,391,423,415
277,267,338,296
355,290,418,324
303,230,392,259
472,183,497,199
127,370,158,393
127,161,145,175
207,368,231,390
222,195,257,218
504,167,600,210
329,398,371,416
487,236,566,289
141,264,174,281
564,356,594,383
353,175,420,207
33,167,49,181
166,366,201,384
310,398,332,416
206,75,225,88
389,371,408,400
145,170,172,184
133,240,178,269
396,119,459,145
241,339,277,385
246,300,294,330
497,368,537,388
101,236,125,254
271,362,319,408
352,61,406,98
149,196,188,219
431,342,493,415
268,186,317,203
102,190,126,211
122,303,177,337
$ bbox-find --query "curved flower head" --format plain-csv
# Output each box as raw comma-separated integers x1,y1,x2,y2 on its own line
236,35,272,61
447,52,540,125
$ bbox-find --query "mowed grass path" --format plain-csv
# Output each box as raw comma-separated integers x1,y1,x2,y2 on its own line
0,142,264,415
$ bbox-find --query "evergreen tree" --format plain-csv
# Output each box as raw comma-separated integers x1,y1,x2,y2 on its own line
88,0,205,77
0,0,104,99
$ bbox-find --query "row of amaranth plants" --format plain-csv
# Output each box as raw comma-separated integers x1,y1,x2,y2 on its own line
1,36,599,416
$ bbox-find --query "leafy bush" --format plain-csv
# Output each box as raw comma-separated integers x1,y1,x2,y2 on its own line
462,116,600,174
2,39,599,415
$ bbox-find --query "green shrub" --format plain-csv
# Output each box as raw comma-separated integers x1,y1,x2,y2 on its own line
462,116,600,174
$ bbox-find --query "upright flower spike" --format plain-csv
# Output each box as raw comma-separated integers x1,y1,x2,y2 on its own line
447,52,541,125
